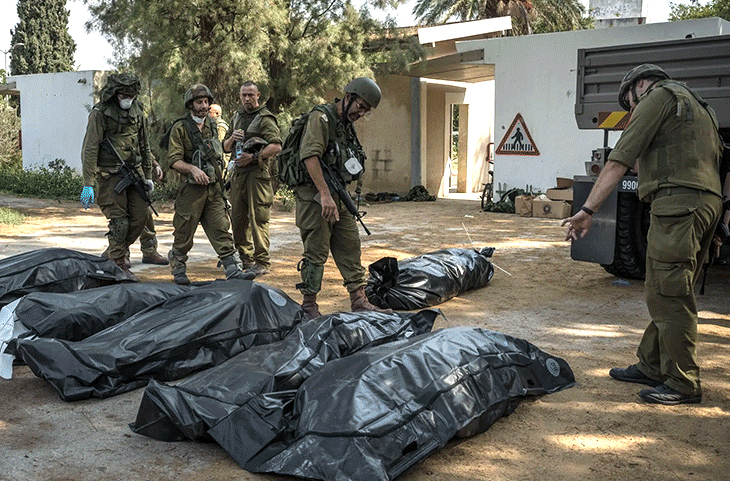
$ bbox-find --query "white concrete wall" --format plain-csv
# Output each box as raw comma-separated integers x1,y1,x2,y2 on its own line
457,18,730,197
9,70,98,173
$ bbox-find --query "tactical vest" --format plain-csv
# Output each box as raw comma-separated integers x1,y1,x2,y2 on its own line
316,103,367,184
179,115,224,184
230,106,277,169
96,101,145,168
637,79,722,200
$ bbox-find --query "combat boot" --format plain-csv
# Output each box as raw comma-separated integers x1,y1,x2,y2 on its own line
102,248,131,268
220,255,248,280
350,286,393,314
142,250,169,265
302,293,322,320
169,250,190,285
114,258,140,282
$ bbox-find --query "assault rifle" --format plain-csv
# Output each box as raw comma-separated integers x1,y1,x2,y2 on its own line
318,159,371,235
102,137,159,216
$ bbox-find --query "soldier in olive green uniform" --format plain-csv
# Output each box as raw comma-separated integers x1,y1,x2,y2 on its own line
222,81,282,277
167,84,247,285
81,73,156,280
293,78,393,319
101,158,168,267
563,65,723,405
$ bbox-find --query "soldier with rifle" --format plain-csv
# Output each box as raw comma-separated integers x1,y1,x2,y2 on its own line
81,73,158,281
165,84,248,285
293,77,392,319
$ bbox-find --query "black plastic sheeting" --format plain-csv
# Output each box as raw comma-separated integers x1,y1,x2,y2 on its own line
0,248,133,309
219,327,574,481
15,280,304,401
5,282,191,346
366,247,495,310
131,309,440,442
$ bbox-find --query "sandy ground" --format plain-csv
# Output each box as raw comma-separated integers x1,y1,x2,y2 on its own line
0,193,728,481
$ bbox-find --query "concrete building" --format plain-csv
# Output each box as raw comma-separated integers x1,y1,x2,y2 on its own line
5,70,107,173
454,16,730,198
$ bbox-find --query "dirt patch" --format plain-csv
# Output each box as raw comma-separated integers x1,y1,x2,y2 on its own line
1,194,729,481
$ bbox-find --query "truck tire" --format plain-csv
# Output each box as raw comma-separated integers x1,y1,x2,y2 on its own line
601,192,650,279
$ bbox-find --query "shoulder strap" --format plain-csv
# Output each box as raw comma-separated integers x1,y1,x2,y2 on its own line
159,116,187,150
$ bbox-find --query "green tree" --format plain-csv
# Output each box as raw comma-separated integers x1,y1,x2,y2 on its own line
9,0,76,75
412,0,591,35
83,0,390,122
669,0,730,21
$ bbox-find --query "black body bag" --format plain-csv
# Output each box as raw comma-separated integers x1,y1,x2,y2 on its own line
130,309,439,443
0,248,133,309
366,247,495,310
15,280,304,401
242,326,575,481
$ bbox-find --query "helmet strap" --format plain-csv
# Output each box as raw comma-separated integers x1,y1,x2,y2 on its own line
630,83,640,108
342,94,356,124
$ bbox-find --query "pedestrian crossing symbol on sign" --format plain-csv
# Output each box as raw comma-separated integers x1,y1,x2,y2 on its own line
495,113,540,156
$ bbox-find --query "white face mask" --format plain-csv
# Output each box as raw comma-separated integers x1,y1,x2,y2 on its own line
191,114,206,124
119,98,134,110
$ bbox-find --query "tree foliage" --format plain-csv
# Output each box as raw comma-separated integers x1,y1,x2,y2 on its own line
83,0,396,122
0,96,22,170
9,0,76,75
669,0,730,21
413,0,591,35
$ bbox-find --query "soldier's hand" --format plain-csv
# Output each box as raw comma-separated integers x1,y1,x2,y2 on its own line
235,152,254,167
153,164,164,181
231,129,245,141
561,211,592,241
191,166,210,185
319,191,339,222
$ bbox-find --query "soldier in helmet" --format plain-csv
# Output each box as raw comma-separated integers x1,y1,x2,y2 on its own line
166,84,248,285
222,81,282,277
293,77,393,319
562,64,724,405
81,72,160,280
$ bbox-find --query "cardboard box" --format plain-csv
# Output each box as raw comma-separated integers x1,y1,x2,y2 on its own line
545,187,573,202
514,195,534,217
532,199,572,219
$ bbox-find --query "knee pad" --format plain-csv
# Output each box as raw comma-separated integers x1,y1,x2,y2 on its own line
107,217,129,244
296,258,324,294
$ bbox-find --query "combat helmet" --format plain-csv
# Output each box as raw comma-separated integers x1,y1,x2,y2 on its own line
184,84,214,109
344,77,381,109
240,137,268,153
618,64,670,111
99,73,141,104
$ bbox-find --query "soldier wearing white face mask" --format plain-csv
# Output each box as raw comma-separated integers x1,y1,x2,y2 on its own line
81,73,156,280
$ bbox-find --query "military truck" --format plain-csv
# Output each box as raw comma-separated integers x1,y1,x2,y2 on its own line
570,34,730,279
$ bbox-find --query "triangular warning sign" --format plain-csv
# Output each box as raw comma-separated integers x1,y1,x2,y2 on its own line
495,113,540,156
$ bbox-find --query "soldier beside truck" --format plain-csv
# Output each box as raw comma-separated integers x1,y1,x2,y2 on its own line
563,35,730,406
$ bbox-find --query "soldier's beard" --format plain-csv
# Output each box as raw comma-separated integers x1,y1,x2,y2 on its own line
191,106,209,123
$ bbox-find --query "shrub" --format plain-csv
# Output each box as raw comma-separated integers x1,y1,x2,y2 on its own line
0,206,24,225
0,98,22,170
0,159,84,200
